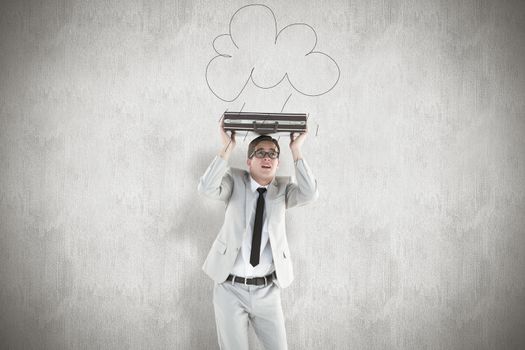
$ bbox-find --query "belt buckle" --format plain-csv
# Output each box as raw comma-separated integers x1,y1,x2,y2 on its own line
263,275,267,287
244,277,248,286
231,275,236,285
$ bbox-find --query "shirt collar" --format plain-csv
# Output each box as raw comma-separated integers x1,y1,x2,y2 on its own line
250,176,269,193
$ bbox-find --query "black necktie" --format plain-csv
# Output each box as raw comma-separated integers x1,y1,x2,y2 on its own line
250,187,267,267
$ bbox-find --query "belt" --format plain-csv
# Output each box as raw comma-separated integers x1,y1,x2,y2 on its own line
226,272,276,286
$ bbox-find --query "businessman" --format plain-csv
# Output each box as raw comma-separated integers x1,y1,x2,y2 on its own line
197,120,318,349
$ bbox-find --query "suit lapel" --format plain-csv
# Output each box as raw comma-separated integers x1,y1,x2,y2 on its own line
244,171,251,231
266,177,278,202
264,178,278,228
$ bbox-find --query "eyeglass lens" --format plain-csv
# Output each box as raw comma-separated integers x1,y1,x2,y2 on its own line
254,150,279,159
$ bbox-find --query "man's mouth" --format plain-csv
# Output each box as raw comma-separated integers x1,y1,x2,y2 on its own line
261,165,272,169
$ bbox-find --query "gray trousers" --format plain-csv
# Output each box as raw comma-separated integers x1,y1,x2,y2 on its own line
213,281,288,350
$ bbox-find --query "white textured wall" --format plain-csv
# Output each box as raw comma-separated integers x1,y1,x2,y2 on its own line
1,0,524,349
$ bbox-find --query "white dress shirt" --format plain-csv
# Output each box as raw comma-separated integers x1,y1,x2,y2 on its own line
229,177,275,278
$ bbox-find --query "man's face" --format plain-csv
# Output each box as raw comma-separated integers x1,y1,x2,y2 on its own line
247,141,280,184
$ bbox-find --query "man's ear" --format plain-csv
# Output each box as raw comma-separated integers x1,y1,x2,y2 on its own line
247,158,252,167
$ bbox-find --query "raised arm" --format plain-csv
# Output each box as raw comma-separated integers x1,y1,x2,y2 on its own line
197,118,236,202
218,116,236,160
286,131,319,208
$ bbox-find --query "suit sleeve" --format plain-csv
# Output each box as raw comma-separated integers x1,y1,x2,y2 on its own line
285,158,319,209
197,156,234,202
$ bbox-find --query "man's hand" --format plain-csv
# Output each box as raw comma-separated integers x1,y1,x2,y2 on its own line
290,130,307,161
219,116,236,160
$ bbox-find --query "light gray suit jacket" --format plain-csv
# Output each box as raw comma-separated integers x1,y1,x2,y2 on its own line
197,156,318,288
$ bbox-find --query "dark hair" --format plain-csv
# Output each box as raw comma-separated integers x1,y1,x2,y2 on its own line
247,135,280,158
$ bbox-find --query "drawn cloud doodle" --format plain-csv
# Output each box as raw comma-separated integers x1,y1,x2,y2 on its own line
205,4,340,102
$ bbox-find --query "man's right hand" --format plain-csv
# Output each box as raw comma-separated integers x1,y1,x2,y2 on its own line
219,116,235,159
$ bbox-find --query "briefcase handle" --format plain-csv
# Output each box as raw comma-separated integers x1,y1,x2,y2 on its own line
253,121,278,133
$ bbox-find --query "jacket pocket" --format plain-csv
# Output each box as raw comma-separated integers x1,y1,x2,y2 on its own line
215,239,227,255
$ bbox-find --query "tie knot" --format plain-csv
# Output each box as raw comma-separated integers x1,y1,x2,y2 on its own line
257,187,267,195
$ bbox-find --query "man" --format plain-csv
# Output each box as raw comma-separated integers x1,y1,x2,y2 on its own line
197,120,318,349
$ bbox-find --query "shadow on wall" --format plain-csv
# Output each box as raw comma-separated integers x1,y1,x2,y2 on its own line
166,150,224,348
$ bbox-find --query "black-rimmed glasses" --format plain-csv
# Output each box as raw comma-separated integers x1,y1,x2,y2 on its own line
250,149,280,159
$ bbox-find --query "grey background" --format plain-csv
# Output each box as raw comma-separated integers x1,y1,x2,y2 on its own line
1,0,524,349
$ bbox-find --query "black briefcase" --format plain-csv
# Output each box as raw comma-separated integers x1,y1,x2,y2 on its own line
223,112,307,134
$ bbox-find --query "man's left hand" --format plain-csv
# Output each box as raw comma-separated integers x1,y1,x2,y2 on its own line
290,131,307,161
